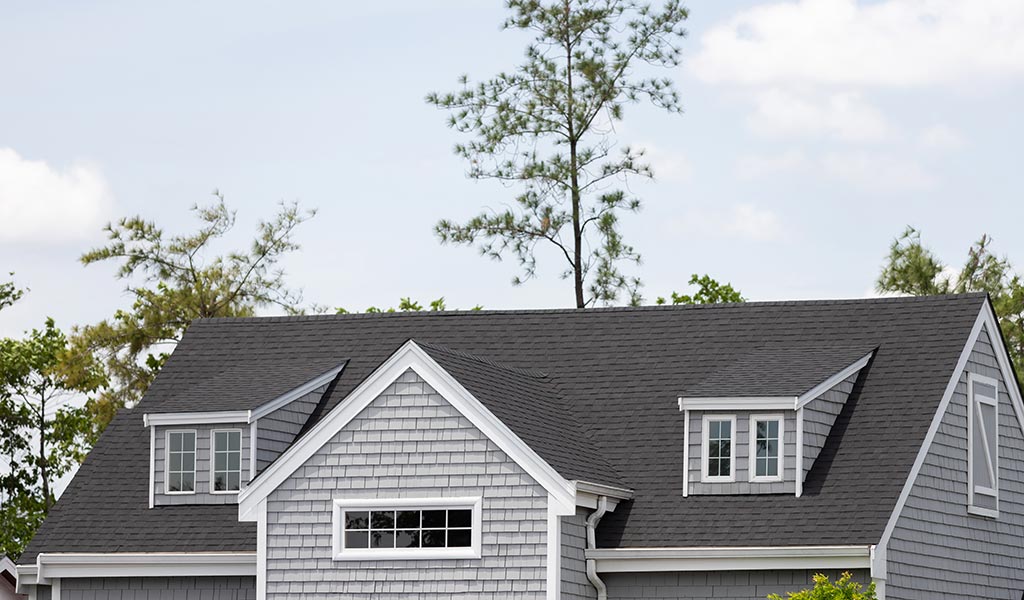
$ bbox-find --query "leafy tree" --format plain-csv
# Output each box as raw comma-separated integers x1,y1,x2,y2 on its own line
428,0,689,308
335,297,484,314
0,318,103,559
767,572,877,600
656,274,745,305
877,226,1024,385
1,273,25,311
70,193,316,436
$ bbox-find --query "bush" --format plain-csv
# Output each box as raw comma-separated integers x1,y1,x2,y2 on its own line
767,572,877,600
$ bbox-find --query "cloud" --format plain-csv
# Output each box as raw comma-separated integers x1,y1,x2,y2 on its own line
918,123,964,151
820,152,935,191
747,89,891,142
643,144,693,183
672,204,785,242
735,150,808,180
690,0,1024,88
0,148,114,244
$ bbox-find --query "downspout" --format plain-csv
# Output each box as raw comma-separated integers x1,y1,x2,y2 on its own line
585,496,609,600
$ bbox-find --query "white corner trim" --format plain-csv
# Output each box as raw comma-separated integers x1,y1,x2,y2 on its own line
587,545,873,573
679,397,795,412
256,499,267,600
330,496,482,561
700,414,737,483
546,496,561,600
51,577,59,600
748,414,784,483
877,300,1024,556
148,425,155,508
250,363,345,421
682,408,690,497
238,340,577,519
30,553,257,582
796,351,874,409
249,421,258,483
143,411,251,427
795,407,804,497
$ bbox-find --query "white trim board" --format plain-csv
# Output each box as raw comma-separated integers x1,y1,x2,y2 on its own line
250,363,345,421
238,340,577,519
796,351,873,408
24,553,256,584
680,397,795,411
587,545,873,573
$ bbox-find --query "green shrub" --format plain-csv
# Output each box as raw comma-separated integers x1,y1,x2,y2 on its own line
767,572,877,600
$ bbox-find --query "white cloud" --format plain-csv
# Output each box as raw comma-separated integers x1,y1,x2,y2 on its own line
672,203,786,242
691,0,1024,88
0,148,113,244
643,144,693,183
918,123,964,151
735,150,808,179
747,89,891,142
819,151,935,191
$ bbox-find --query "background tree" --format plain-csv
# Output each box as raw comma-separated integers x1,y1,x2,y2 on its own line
69,193,316,437
335,297,484,314
657,273,745,305
766,572,877,600
878,226,1024,384
0,317,103,559
428,0,689,308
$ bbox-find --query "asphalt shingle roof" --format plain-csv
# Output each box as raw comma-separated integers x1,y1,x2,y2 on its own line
22,293,987,561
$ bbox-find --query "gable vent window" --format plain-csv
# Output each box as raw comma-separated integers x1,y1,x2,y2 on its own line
166,430,196,493
702,415,736,483
968,373,1000,518
212,429,242,493
750,415,784,482
332,498,482,560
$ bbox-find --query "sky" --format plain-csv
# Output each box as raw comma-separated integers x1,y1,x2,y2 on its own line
2,0,1024,341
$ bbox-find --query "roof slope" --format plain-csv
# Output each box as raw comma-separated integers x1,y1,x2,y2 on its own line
22,294,986,560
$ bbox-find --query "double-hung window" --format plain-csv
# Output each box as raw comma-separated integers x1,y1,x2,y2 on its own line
212,429,242,493
968,373,999,517
332,497,482,560
749,415,784,482
166,430,196,493
702,415,736,482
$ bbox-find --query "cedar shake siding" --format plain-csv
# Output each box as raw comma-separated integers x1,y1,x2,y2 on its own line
603,570,872,599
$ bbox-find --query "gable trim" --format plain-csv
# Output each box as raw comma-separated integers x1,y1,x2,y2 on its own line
19,553,256,587
795,351,874,409
679,397,795,411
143,411,250,427
250,363,345,421
237,340,577,519
876,300,1024,557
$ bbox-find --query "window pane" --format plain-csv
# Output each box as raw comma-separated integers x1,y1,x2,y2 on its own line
396,530,420,548
719,421,731,437
229,432,241,452
346,512,369,530
181,472,194,492
710,421,721,438
448,529,471,547
767,420,779,438
169,433,182,452
370,531,395,549
215,453,227,471
228,452,240,471
448,509,472,528
228,472,240,490
757,421,768,438
766,457,778,477
766,439,778,456
214,473,226,491
170,453,182,471
396,511,419,529
169,473,181,492
345,530,369,548
422,529,445,548
720,458,730,475
183,433,195,452
215,432,226,448
422,510,446,528
371,511,395,529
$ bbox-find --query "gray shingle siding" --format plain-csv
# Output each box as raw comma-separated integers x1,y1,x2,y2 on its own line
264,369,550,599
153,423,250,505
885,326,1024,599
55,577,255,599
687,410,797,495
802,372,857,476
255,385,326,474
603,569,872,599
562,508,595,599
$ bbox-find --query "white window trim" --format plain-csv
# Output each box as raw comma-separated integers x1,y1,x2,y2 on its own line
748,414,785,483
967,372,999,518
331,497,483,561
701,414,737,483
210,428,243,495
164,429,197,495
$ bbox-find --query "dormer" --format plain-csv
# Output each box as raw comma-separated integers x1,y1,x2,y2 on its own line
679,344,874,497
142,361,345,507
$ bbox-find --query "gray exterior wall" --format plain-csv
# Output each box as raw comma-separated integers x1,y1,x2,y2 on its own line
255,385,326,474
153,422,250,505
687,410,797,494
562,508,596,600
604,569,871,599
886,325,1024,599
264,368,550,599
802,372,857,476
54,577,255,599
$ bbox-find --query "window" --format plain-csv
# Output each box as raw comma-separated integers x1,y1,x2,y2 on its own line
212,429,242,493
166,430,196,493
749,415,784,482
702,415,736,482
331,498,482,560
968,373,999,518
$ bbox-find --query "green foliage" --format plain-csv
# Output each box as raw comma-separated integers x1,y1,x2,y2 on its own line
656,274,746,305
877,226,1024,386
0,318,103,559
1,273,25,311
335,297,484,314
428,0,689,308
767,572,877,600
71,192,315,436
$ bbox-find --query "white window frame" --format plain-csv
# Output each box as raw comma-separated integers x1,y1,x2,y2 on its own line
748,414,785,483
210,428,243,495
164,429,197,495
331,497,483,560
701,414,737,483
967,372,1000,518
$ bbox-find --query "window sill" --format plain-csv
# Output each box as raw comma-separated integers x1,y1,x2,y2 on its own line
700,476,736,484
163,491,196,496
749,476,784,484
332,548,481,561
967,505,999,519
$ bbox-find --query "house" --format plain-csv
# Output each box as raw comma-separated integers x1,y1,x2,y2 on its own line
15,293,1024,599
1,556,24,600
